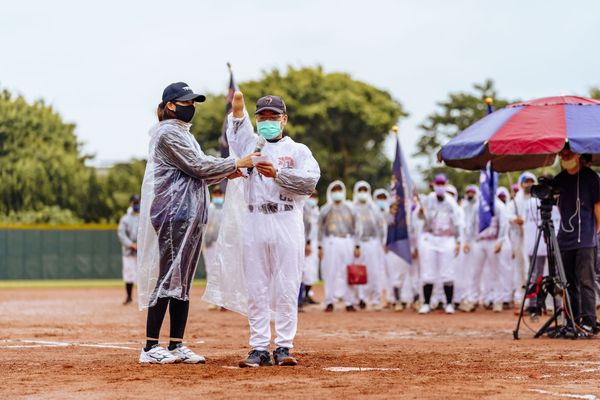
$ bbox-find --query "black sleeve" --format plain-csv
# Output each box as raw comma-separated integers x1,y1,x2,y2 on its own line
587,169,600,205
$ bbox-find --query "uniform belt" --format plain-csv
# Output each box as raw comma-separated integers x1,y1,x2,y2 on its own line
248,203,294,214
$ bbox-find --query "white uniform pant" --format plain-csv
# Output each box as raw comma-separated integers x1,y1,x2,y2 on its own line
242,211,304,351
122,255,137,284
418,234,456,285
303,244,320,286
322,236,357,306
467,239,512,304
202,244,218,286
384,251,410,303
453,250,468,303
357,238,385,305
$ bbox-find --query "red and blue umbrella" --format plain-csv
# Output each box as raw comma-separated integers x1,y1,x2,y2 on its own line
438,96,600,172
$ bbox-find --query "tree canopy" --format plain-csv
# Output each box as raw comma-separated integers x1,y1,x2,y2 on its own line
191,66,407,197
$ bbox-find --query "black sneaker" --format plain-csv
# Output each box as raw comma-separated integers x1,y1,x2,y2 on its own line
305,296,319,305
239,350,273,368
325,304,334,312
273,347,298,366
358,300,367,310
346,305,357,312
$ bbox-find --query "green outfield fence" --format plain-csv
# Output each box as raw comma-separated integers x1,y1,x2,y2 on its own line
0,224,206,280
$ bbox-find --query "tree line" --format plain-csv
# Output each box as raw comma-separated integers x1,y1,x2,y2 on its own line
1,68,598,223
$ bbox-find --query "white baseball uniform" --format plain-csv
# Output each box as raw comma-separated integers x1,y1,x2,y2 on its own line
226,111,320,351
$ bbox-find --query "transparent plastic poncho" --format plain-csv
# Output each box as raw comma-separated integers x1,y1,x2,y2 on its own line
137,119,237,310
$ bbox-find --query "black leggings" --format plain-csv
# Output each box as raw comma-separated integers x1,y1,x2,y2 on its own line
146,297,190,341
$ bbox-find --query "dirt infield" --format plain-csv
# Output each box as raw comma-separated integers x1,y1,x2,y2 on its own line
1,286,599,400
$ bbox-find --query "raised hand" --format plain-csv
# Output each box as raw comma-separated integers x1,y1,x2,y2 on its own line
256,161,277,178
236,152,260,169
232,91,245,118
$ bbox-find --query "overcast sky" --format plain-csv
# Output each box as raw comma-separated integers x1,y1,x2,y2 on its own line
2,0,599,173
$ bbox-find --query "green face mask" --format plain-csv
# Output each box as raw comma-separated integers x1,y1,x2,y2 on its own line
257,120,282,139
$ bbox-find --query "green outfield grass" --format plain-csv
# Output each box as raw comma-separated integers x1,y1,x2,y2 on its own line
0,279,207,289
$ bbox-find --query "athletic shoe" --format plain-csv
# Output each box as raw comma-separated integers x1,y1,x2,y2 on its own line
139,345,178,364
394,302,404,312
492,301,503,313
325,304,334,312
273,347,298,366
208,304,219,311
445,303,455,314
358,300,367,310
239,350,273,368
412,301,421,312
305,296,319,305
169,344,206,364
123,298,132,305
458,301,475,313
418,304,431,315
346,305,357,312
373,303,383,312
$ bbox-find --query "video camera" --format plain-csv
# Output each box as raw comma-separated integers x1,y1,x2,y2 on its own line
530,176,560,204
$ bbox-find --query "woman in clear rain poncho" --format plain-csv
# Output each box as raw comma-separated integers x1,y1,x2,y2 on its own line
137,82,256,364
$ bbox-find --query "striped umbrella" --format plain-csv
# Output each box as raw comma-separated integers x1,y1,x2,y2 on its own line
438,96,600,172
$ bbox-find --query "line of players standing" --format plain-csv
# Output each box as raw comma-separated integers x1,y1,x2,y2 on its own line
199,173,600,316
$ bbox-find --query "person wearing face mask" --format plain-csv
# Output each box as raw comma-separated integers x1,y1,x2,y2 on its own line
462,181,510,313
491,186,516,309
202,187,225,310
137,82,256,365
373,188,408,311
352,181,386,311
507,172,560,318
458,185,480,312
118,195,141,305
318,181,360,313
302,190,321,306
417,174,463,315
225,91,320,367
549,145,600,333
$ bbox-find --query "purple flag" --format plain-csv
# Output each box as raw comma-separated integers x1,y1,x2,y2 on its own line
478,162,497,232
386,134,413,265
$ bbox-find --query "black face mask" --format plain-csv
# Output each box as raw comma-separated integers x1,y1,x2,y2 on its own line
174,104,195,123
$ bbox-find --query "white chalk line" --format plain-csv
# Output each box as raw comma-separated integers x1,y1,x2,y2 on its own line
324,367,402,372
529,389,598,400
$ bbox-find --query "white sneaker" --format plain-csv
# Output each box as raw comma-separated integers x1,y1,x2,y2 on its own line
394,302,404,312
492,301,503,313
373,303,383,312
445,303,455,314
170,345,206,364
418,304,431,314
139,346,178,364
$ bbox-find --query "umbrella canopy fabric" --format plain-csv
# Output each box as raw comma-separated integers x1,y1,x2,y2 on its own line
438,96,600,172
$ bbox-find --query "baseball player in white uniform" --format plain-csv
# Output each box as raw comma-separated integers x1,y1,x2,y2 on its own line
227,92,320,368
463,190,510,313
318,180,360,312
302,190,320,305
458,185,480,312
417,174,463,315
117,195,140,305
353,181,386,311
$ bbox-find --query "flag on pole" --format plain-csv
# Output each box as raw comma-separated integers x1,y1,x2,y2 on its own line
386,131,413,265
220,62,239,159
478,162,498,232
478,98,497,233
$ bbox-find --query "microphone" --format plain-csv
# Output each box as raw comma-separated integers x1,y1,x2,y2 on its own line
247,136,266,174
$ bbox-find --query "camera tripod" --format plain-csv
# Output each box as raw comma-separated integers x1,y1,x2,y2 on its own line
513,200,583,340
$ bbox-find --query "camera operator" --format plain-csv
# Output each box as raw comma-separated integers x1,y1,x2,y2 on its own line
551,145,600,333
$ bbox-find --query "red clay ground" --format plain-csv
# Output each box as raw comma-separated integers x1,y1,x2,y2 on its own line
1,286,599,399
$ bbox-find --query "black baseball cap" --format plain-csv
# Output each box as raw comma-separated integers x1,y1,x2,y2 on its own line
162,82,206,104
255,95,287,115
